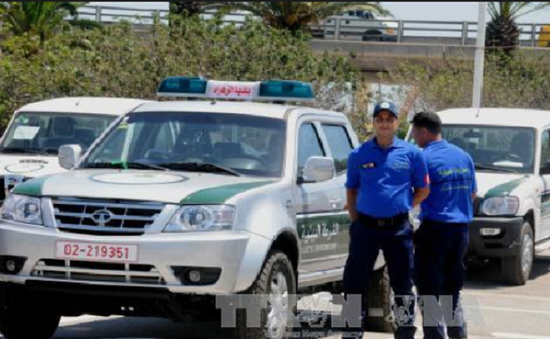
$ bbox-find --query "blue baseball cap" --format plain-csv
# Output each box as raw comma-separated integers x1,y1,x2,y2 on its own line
373,101,399,118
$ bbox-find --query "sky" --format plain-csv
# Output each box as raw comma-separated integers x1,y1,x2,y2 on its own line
89,2,550,23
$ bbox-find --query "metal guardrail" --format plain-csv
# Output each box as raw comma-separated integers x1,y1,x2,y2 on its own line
76,5,550,48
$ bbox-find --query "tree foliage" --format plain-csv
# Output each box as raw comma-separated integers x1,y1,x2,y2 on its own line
0,2,86,41
0,17,359,132
221,2,389,33
486,2,550,54
384,50,550,114
168,1,226,18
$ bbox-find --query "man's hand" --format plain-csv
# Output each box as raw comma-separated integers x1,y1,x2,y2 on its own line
347,189,358,222
413,187,430,207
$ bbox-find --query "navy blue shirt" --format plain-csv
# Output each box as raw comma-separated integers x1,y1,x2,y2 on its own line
420,139,477,223
346,137,429,218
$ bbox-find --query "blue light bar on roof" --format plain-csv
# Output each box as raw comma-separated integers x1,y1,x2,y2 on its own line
157,76,208,97
157,77,314,102
259,80,314,102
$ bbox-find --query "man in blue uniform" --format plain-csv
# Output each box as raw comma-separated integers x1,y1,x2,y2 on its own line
411,112,477,339
343,102,430,339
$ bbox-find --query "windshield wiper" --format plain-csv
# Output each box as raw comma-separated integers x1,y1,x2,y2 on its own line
160,162,241,177
474,163,519,174
0,147,54,156
85,161,168,171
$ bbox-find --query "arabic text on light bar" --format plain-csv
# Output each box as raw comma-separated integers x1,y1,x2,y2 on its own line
157,77,314,102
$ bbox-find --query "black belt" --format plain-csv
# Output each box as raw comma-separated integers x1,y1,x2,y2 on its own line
357,212,409,228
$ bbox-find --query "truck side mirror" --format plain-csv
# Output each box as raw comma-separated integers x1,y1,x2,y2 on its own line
58,145,82,170
299,156,335,184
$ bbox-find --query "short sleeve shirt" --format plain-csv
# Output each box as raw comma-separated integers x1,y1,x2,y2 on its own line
346,136,429,218
420,139,477,223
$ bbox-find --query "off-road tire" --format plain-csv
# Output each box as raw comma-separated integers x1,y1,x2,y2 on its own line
501,222,534,286
233,251,297,339
0,287,61,339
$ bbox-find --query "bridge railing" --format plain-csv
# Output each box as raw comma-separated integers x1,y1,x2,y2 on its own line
75,5,550,47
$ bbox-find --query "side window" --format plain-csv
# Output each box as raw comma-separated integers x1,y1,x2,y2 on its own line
322,124,353,173
298,123,325,173
541,129,550,172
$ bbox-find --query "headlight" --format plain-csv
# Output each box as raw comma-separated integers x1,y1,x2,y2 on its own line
1,194,42,225
165,205,235,232
482,196,519,216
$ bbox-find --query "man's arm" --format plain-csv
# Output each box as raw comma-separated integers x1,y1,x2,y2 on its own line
413,187,430,207
412,149,430,207
347,189,358,222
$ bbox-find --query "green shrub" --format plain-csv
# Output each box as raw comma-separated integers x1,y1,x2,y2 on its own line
0,18,360,133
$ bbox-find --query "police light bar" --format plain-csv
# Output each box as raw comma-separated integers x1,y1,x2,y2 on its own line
157,77,314,102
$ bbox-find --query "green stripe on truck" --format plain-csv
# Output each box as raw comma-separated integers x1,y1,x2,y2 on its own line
181,181,273,204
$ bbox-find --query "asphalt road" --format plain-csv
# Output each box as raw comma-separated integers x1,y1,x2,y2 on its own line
4,252,550,339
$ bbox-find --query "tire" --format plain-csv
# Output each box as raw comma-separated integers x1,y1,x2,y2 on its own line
232,251,297,339
362,29,382,42
363,267,395,333
0,287,61,339
501,222,534,286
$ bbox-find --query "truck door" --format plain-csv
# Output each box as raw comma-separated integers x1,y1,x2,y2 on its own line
294,121,344,274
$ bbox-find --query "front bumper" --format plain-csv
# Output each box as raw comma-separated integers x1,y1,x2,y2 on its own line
0,220,271,295
468,216,524,258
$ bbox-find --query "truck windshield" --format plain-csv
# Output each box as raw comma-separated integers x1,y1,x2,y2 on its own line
442,125,535,174
81,112,287,178
0,112,116,155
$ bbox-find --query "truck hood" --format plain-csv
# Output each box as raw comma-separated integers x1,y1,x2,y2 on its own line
475,171,531,198
12,170,275,205
0,154,62,178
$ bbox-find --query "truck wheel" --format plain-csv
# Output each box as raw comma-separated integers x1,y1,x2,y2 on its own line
363,267,395,333
501,222,534,285
234,251,297,339
362,29,382,42
0,288,60,339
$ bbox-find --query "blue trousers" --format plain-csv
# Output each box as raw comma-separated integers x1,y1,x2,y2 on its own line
414,221,469,339
343,218,416,339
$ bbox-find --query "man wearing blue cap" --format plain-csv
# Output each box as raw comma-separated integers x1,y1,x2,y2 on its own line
411,112,476,339
343,101,430,339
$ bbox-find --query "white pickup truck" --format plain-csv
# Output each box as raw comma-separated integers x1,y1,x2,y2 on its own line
408,108,550,286
0,97,151,204
0,78,392,339
312,10,397,42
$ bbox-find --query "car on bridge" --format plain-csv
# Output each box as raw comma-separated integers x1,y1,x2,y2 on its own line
0,78,393,339
0,97,151,205
312,10,398,42
408,108,550,286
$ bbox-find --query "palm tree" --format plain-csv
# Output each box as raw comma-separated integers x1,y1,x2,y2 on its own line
0,2,86,41
168,1,229,27
169,1,229,19
486,2,550,54
222,2,389,33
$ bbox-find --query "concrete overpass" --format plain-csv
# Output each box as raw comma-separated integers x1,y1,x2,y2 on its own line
76,5,550,82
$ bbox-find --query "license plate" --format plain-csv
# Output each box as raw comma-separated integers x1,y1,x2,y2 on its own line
55,241,138,263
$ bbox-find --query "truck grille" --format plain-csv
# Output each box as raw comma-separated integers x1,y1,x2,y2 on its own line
32,259,166,286
52,198,164,235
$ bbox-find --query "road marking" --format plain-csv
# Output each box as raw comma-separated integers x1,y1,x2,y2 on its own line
465,291,550,302
464,305,550,316
492,333,550,339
